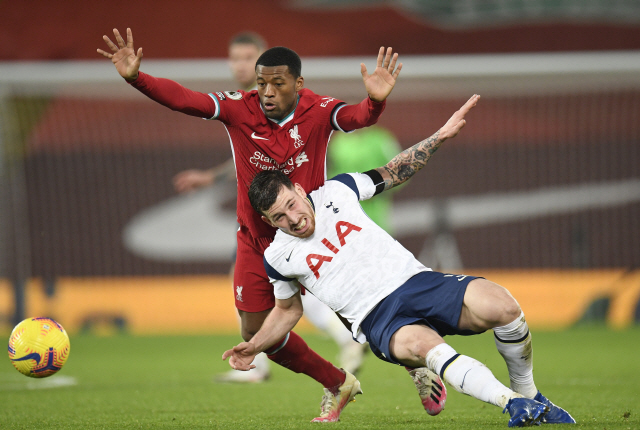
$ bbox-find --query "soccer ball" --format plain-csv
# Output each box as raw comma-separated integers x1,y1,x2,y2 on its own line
8,317,71,378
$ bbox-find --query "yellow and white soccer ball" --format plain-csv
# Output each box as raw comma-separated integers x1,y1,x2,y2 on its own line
8,317,71,378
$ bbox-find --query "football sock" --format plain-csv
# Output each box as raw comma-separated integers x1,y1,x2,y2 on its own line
425,343,518,408
493,311,538,398
266,331,345,390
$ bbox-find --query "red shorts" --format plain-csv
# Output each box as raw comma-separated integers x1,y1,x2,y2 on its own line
233,225,276,312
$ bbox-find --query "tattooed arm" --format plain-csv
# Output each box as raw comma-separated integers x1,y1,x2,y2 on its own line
374,94,480,191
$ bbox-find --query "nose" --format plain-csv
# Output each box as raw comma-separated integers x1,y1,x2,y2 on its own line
264,83,275,97
287,213,300,227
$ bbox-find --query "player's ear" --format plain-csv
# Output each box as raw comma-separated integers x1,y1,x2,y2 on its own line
295,76,304,91
294,183,306,198
261,215,275,227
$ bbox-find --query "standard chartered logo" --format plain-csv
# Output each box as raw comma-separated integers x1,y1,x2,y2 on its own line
249,150,308,174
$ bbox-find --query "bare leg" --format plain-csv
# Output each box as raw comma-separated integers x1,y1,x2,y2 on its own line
457,278,521,332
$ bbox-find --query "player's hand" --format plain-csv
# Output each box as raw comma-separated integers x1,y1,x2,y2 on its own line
222,342,258,371
361,47,403,102
173,169,215,194
439,94,481,140
97,28,143,82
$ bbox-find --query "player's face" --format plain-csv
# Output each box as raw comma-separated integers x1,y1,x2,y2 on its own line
262,183,316,238
256,65,304,121
228,43,262,90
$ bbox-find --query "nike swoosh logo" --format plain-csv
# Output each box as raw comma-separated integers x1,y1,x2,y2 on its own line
285,249,294,262
11,352,41,364
460,369,471,391
251,132,269,141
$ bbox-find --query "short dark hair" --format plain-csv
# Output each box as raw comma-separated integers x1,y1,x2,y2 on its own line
249,170,294,215
255,47,302,79
229,32,267,52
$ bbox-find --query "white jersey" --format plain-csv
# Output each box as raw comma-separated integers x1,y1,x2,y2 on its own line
264,173,430,343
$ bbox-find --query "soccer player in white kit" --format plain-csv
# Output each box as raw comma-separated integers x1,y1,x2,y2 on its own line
224,95,575,426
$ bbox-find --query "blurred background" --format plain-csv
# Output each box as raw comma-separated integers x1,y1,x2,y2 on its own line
1,0,639,335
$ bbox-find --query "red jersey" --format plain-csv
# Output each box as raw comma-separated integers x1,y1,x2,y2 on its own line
130,72,385,239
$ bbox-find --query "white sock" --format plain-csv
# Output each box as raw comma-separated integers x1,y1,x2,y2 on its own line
425,343,519,409
493,311,538,398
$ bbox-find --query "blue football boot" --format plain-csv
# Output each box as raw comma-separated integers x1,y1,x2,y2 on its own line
503,397,549,427
534,392,576,424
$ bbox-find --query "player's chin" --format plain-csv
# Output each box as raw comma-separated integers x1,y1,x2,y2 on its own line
263,111,281,120
293,225,315,238
262,106,282,120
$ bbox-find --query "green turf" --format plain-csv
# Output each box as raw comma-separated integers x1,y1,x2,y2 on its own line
1,326,638,429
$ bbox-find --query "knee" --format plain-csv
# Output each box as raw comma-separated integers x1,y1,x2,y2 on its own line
390,325,444,368
406,340,431,361
503,298,521,323
465,279,522,329
494,286,521,326
394,340,432,368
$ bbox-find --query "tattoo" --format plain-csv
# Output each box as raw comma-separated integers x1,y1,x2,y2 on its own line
382,131,442,190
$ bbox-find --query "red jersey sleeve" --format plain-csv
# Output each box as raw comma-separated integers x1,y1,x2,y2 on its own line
129,72,219,119
333,97,386,132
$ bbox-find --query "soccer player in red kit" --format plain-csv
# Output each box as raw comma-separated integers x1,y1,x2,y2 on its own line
98,28,408,421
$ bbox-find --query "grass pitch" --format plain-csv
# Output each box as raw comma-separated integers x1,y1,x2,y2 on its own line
1,326,638,429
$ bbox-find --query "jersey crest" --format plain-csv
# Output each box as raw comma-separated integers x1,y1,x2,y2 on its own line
324,201,339,213
288,124,305,148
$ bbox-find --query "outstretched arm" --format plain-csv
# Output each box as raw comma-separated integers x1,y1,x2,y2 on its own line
375,94,480,191
222,293,303,371
173,158,236,194
98,28,217,118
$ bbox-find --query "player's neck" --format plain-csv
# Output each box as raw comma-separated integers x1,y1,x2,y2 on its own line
266,95,300,125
